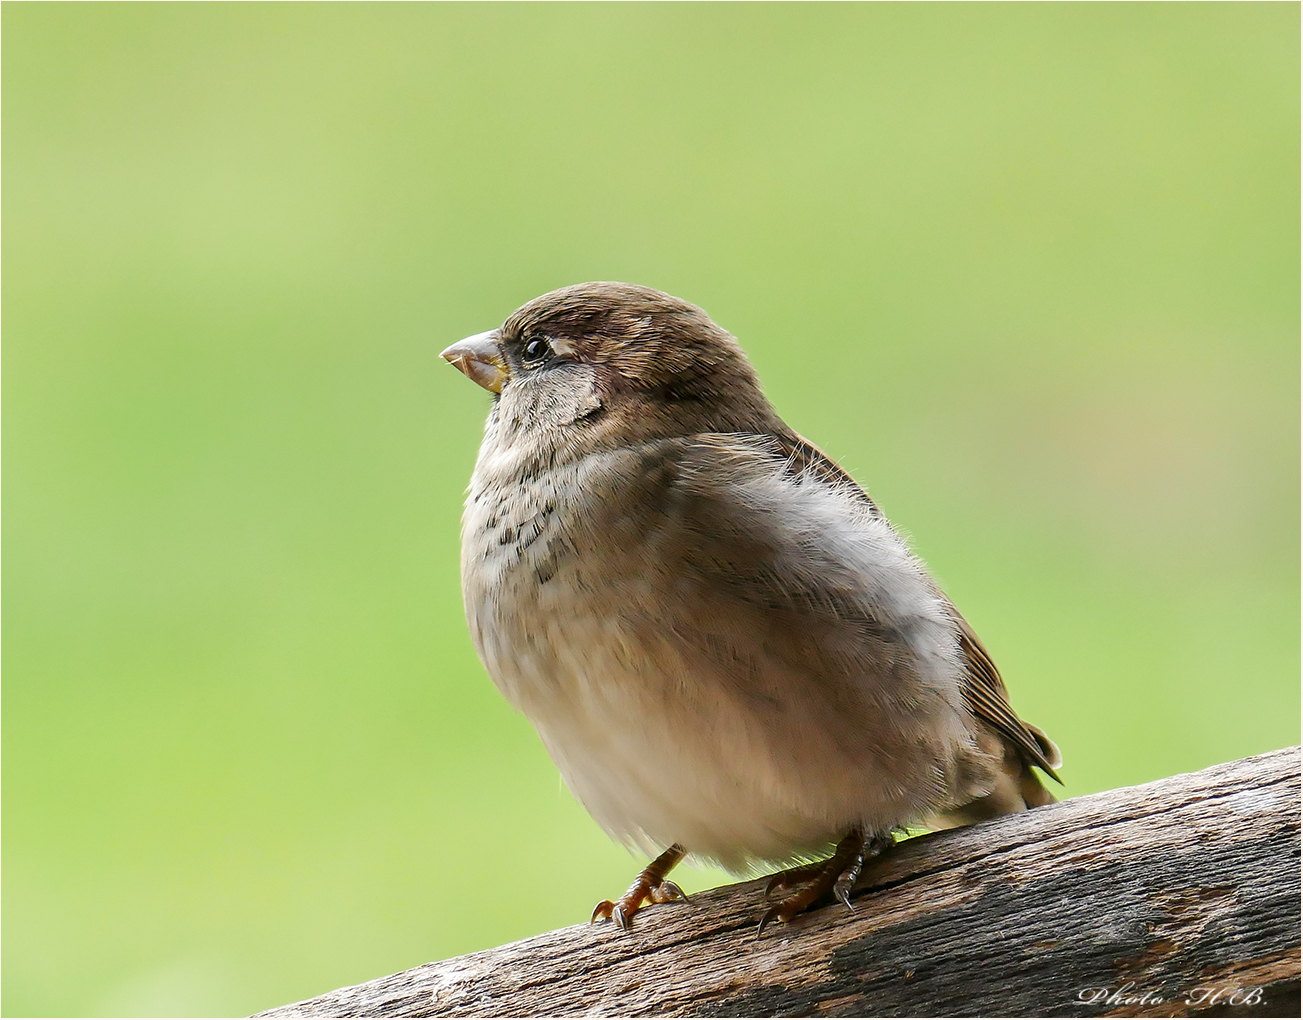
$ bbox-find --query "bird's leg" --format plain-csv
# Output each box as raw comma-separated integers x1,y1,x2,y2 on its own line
591,843,689,931
758,828,893,935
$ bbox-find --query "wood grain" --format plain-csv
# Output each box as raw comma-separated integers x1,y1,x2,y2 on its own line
257,747,1301,1018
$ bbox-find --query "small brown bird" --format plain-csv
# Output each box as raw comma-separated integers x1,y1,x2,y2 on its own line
442,282,1061,933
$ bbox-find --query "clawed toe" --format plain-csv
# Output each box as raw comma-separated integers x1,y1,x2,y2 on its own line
833,877,856,913
590,896,640,931
756,904,789,937
650,879,689,904
764,861,826,897
590,844,688,932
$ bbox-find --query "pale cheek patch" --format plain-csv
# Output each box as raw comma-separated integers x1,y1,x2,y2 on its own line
499,363,602,431
559,364,603,424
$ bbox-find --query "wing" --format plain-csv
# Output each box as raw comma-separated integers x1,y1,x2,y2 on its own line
766,428,1062,782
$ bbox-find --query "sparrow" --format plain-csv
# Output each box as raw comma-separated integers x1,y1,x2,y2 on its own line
441,282,1061,933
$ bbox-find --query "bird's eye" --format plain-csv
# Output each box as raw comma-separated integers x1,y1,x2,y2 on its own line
522,336,553,365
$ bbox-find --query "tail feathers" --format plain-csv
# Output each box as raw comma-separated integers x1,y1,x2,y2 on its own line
1019,762,1058,808
1020,723,1061,807
927,726,1062,830
1027,722,1063,773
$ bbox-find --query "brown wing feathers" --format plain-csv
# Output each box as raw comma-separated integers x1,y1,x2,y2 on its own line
767,428,1061,785
951,611,1062,781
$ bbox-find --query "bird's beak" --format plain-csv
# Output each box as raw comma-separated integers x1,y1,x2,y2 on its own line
441,330,508,394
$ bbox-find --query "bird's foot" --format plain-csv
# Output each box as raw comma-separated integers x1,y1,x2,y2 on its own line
591,843,689,931
758,829,892,936
764,860,830,896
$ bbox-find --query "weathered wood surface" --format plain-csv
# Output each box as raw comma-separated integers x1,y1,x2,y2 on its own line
259,747,1301,1018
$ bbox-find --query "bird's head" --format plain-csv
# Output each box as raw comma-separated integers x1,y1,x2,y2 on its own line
442,282,779,451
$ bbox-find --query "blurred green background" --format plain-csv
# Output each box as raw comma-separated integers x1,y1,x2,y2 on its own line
3,3,1298,1016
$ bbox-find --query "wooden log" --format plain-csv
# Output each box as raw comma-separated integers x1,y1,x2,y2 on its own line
258,747,1301,1018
